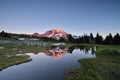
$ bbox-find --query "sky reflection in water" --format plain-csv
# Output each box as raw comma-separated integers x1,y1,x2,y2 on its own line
0,45,96,80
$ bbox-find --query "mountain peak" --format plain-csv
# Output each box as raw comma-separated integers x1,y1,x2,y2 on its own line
52,28,67,34
33,28,68,40
53,28,62,31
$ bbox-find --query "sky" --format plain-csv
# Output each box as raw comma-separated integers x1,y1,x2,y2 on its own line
0,0,120,37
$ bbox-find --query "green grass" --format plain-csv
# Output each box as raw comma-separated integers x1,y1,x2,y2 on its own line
66,58,103,80
65,44,120,80
0,43,50,70
0,55,32,70
0,43,120,79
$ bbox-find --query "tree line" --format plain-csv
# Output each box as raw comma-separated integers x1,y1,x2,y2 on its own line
0,31,11,38
67,33,120,45
0,30,120,44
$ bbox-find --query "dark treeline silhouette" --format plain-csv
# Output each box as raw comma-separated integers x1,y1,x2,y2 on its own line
68,45,95,55
0,30,11,38
67,33,120,45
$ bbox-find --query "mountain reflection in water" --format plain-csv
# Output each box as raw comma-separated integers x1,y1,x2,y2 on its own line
43,47,68,58
0,45,96,80
32,45,96,58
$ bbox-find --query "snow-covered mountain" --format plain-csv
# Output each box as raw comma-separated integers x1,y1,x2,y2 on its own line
43,47,68,58
33,28,68,40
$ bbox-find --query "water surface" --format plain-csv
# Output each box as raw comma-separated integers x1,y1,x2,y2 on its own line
0,45,96,80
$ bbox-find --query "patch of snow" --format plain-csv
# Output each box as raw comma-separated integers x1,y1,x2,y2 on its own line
52,43,66,46
0,47,4,49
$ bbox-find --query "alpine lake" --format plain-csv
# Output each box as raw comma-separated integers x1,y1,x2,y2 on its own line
0,43,96,80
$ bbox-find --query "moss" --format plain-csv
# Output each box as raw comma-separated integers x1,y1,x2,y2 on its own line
0,43,49,70
66,44,120,80
0,55,32,70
